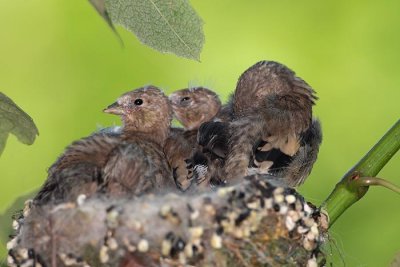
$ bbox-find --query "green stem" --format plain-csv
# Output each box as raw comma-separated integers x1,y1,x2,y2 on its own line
320,119,400,227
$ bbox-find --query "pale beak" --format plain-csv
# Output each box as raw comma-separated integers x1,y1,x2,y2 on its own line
168,94,179,106
103,102,124,115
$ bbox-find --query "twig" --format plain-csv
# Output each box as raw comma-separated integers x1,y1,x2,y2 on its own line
320,119,400,227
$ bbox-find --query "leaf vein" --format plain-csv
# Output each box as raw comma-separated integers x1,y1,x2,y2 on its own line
146,0,195,58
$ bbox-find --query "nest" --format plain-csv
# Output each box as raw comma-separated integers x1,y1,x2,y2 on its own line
7,175,328,267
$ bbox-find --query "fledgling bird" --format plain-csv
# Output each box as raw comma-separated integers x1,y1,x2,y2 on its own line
169,87,222,131
34,86,176,205
250,117,322,186
164,87,221,191
196,61,322,187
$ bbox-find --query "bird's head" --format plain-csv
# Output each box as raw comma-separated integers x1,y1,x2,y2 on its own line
104,86,172,137
169,87,221,130
233,61,317,116
232,61,317,135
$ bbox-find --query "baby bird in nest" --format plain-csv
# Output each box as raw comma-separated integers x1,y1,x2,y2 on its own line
196,61,322,188
34,86,176,205
164,87,221,191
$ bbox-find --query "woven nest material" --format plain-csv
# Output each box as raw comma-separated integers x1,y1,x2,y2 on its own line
8,175,328,267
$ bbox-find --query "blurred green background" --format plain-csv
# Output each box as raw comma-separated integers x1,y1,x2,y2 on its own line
0,0,399,265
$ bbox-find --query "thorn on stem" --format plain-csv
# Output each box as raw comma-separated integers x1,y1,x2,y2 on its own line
354,177,400,195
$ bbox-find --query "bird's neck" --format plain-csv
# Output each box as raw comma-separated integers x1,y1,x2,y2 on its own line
121,123,170,146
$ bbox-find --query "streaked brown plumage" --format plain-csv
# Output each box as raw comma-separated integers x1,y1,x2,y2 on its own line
233,61,316,137
164,87,221,191
196,61,321,187
34,86,175,205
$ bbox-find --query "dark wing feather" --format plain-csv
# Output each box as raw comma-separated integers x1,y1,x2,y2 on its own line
197,121,230,158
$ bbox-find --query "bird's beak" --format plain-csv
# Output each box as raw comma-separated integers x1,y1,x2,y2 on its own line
168,94,179,106
103,102,124,115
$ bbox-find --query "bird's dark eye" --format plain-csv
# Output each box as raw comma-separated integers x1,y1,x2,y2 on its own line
181,96,190,102
134,99,143,105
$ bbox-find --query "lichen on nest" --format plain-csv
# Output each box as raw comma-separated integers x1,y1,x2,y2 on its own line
8,174,328,267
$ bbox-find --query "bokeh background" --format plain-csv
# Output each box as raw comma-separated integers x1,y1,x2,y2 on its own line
0,0,399,265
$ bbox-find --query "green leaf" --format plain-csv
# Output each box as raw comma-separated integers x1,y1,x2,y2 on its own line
88,0,124,45
104,0,204,60
0,92,39,156
89,0,116,30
